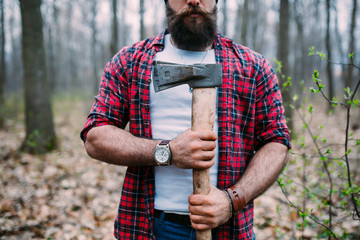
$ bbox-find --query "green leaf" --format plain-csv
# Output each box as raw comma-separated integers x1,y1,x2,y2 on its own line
345,148,352,155
353,99,359,108
313,70,319,80
308,104,313,114
349,52,354,59
320,156,326,161
277,177,285,187
297,223,302,230
308,46,315,56
309,87,317,93
316,51,326,60
326,148,332,154
356,140,360,145
274,58,282,73
345,87,351,94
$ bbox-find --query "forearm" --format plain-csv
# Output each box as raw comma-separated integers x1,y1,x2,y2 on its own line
235,142,289,203
84,125,160,166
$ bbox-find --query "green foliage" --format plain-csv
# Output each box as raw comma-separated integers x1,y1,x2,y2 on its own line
308,46,326,60
277,48,360,239
274,58,283,73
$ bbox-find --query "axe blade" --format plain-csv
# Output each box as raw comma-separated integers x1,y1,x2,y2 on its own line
152,61,222,92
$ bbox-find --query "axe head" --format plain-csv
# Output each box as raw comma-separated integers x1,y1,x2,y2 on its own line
152,61,222,92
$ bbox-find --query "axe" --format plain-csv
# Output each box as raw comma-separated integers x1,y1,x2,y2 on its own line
153,60,222,240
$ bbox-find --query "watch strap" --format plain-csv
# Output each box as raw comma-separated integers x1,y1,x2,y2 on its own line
226,185,247,215
159,140,171,146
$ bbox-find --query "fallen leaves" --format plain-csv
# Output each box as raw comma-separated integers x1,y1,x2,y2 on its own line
0,97,125,240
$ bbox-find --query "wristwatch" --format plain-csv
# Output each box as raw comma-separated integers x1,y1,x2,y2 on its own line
154,140,171,166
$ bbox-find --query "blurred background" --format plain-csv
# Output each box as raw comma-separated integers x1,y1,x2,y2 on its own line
1,0,359,96
0,0,359,239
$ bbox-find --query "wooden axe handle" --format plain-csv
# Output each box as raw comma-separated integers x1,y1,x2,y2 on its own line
191,87,216,240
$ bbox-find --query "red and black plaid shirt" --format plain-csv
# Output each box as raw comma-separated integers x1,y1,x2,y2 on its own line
81,31,291,240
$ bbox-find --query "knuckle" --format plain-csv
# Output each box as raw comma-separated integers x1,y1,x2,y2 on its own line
190,142,201,151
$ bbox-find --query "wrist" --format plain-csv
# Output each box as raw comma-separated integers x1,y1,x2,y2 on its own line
225,185,247,215
223,190,233,219
154,140,172,166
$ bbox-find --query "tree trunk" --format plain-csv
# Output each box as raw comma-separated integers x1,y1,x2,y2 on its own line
346,0,357,89
277,0,293,131
0,0,5,128
240,0,249,46
326,0,335,109
222,0,227,35
46,0,58,94
90,0,98,94
139,0,145,40
19,0,57,154
119,0,127,47
293,0,306,103
110,0,118,55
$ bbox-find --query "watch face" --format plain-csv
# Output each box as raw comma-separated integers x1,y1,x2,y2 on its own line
154,147,170,163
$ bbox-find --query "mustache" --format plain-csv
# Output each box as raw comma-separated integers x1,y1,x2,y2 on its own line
178,5,213,17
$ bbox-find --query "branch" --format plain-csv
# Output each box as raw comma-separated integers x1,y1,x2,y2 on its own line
294,106,335,230
277,181,339,239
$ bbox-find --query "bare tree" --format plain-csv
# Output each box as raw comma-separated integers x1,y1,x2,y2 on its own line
346,0,358,89
119,0,128,47
293,0,307,93
19,0,57,153
90,0,98,94
0,0,5,128
139,0,145,40
110,0,119,55
241,0,249,46
222,0,228,35
44,0,59,94
326,0,335,107
277,0,293,130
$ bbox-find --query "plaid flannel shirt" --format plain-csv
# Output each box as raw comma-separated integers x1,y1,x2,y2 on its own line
81,31,291,240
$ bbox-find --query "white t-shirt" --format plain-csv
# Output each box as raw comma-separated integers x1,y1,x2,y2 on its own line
150,34,219,214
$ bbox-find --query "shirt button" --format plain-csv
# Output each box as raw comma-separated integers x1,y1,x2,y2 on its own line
145,106,150,112
148,78,151,83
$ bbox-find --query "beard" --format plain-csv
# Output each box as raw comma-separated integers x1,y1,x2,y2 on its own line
166,4,217,51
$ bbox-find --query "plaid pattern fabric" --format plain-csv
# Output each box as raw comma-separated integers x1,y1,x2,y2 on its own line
81,31,291,240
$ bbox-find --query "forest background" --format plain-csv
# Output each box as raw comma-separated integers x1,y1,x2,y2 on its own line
0,0,359,239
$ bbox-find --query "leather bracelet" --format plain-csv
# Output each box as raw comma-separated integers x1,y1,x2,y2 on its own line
226,185,247,215
223,190,233,219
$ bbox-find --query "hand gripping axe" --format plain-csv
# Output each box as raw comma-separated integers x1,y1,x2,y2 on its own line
153,60,222,240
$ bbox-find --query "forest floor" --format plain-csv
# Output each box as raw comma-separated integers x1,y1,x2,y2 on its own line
0,94,359,240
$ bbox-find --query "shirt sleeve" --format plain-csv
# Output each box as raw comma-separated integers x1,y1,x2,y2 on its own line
80,54,130,142
253,56,292,150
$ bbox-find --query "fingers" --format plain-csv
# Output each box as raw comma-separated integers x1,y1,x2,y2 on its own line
188,185,231,230
196,130,217,141
189,203,218,230
170,129,217,169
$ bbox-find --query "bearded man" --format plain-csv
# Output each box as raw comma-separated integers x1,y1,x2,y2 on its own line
81,0,291,239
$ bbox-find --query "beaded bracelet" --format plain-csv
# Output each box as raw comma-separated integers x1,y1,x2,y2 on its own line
223,190,233,219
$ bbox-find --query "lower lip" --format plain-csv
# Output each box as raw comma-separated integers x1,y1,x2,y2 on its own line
189,13,201,18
